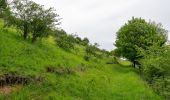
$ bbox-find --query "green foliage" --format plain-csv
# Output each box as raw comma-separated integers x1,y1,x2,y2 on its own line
0,0,7,9
86,45,95,55
140,46,170,99
4,0,60,42
56,33,75,51
0,0,7,17
31,7,59,42
115,17,169,99
115,17,167,67
75,36,82,44
7,0,38,40
56,36,74,51
82,37,89,46
101,49,110,57
110,48,121,57
85,43,99,56
84,55,91,61
84,43,103,61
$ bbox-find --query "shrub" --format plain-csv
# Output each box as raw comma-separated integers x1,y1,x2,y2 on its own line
140,46,170,99
56,34,75,51
84,55,91,61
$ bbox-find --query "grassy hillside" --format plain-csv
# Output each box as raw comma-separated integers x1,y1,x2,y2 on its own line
0,19,162,100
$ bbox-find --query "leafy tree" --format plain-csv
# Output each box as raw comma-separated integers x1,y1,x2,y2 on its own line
5,0,60,42
75,36,82,44
85,43,99,56
54,29,67,38
84,45,94,61
57,35,75,51
54,29,77,51
31,6,59,42
85,45,94,56
84,43,101,61
6,0,39,40
84,55,91,61
115,17,167,68
56,34,75,51
101,49,110,57
110,49,121,57
82,37,89,46
94,43,99,48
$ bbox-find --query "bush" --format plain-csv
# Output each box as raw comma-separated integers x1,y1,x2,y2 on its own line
85,45,96,56
84,55,91,61
81,37,89,46
56,35,75,51
140,46,170,99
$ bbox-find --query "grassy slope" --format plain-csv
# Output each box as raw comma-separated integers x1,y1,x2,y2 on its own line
0,20,161,100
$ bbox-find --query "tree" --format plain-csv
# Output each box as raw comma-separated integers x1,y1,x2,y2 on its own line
115,17,167,68
110,49,121,57
75,36,82,44
82,37,89,46
56,34,75,51
84,43,100,61
101,49,110,57
85,43,99,56
85,45,95,56
31,6,60,42
5,0,60,42
6,0,39,40
54,29,75,50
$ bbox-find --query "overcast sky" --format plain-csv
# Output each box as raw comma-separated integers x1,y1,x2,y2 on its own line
32,0,170,51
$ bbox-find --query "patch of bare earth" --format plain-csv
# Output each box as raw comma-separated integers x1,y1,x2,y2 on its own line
0,85,22,95
0,72,43,95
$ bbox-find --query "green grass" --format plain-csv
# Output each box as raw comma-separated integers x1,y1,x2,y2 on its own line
0,19,162,100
